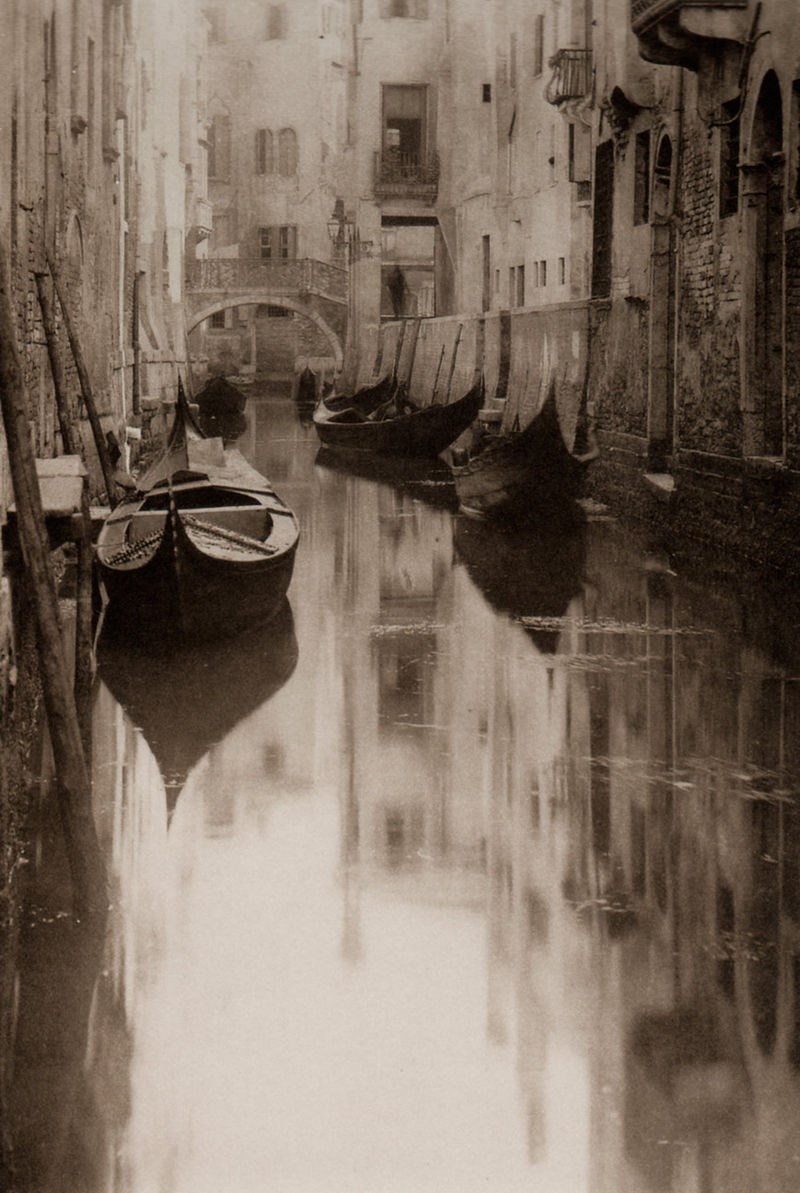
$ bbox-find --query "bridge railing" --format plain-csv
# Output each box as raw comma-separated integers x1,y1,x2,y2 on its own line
186,257,347,302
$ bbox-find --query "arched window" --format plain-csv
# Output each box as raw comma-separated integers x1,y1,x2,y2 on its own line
278,127,298,176
208,112,231,180
255,128,273,174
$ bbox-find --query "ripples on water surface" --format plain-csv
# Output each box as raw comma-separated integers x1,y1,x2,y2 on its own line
7,388,800,1192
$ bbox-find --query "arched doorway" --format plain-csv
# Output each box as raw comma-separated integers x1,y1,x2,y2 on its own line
742,72,784,457
648,133,675,470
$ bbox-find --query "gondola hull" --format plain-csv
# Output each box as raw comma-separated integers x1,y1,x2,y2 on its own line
96,384,299,640
313,381,484,459
451,394,594,521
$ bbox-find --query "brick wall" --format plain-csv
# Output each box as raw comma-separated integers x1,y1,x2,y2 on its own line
675,121,742,455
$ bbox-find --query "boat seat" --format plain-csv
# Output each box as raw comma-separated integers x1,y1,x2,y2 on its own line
128,505,269,543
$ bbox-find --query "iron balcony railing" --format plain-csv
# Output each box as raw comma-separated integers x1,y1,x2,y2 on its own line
631,0,747,35
545,48,593,106
374,150,439,198
186,257,347,303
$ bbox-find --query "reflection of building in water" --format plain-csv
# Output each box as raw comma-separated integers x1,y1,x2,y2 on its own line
339,475,488,901
483,521,800,1192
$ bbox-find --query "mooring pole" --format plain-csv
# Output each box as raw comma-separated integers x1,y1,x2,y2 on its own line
0,243,106,917
35,270,95,753
34,271,78,456
46,254,116,505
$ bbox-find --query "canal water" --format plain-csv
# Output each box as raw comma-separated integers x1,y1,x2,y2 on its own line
7,386,800,1192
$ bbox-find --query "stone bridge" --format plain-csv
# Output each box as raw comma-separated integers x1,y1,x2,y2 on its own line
185,258,348,368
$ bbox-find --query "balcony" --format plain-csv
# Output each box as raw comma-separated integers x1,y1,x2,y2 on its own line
631,0,750,69
374,150,439,201
545,48,593,107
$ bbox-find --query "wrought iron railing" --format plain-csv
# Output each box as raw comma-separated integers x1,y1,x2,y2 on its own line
374,150,439,196
545,48,592,106
186,257,347,302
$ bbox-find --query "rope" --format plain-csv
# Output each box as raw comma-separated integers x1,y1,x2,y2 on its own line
182,514,279,556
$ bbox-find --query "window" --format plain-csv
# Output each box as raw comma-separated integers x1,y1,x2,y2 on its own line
267,305,290,318
482,83,492,103
210,310,226,329
482,234,491,312
558,257,566,285
592,140,614,298
719,98,740,217
380,0,429,17
539,260,547,286
534,14,544,77
255,128,273,174
278,225,296,259
266,4,286,39
568,121,591,183
509,266,516,303
208,113,231,180
516,264,525,306
532,261,539,287
633,130,651,225
278,127,298,176
382,85,427,166
259,225,297,260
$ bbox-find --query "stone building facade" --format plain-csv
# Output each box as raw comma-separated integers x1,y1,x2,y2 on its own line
191,0,350,379
0,0,207,918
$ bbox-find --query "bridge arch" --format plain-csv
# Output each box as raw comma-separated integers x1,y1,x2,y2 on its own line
187,294,344,370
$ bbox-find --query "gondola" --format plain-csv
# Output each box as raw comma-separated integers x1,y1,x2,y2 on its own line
96,379,299,640
194,375,249,437
312,377,484,459
97,599,298,812
449,388,598,522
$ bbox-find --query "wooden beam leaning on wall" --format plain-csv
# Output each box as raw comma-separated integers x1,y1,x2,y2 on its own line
0,239,107,918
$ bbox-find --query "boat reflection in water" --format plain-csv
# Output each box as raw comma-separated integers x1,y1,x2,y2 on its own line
453,503,586,651
315,444,459,512
95,598,298,814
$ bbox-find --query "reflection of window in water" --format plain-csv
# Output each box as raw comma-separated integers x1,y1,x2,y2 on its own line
262,742,285,775
384,806,424,869
204,782,234,837
377,636,433,731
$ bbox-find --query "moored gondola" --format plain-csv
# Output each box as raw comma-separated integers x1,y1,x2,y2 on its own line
313,377,484,459
450,389,598,522
95,379,299,640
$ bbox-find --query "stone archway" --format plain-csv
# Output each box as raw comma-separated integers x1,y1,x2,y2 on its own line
187,294,344,370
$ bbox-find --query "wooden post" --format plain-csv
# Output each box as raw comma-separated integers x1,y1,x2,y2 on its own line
46,254,116,505
430,343,447,405
34,271,78,456
74,488,94,759
35,268,94,752
0,242,106,917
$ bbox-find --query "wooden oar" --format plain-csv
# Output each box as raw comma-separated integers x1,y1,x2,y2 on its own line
430,343,447,405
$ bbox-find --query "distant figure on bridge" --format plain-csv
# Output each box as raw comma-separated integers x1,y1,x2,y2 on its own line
387,264,409,319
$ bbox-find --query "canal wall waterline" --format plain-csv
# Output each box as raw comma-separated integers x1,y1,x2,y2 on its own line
363,304,591,453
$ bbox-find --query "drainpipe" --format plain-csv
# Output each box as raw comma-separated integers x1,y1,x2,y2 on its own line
132,269,144,416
